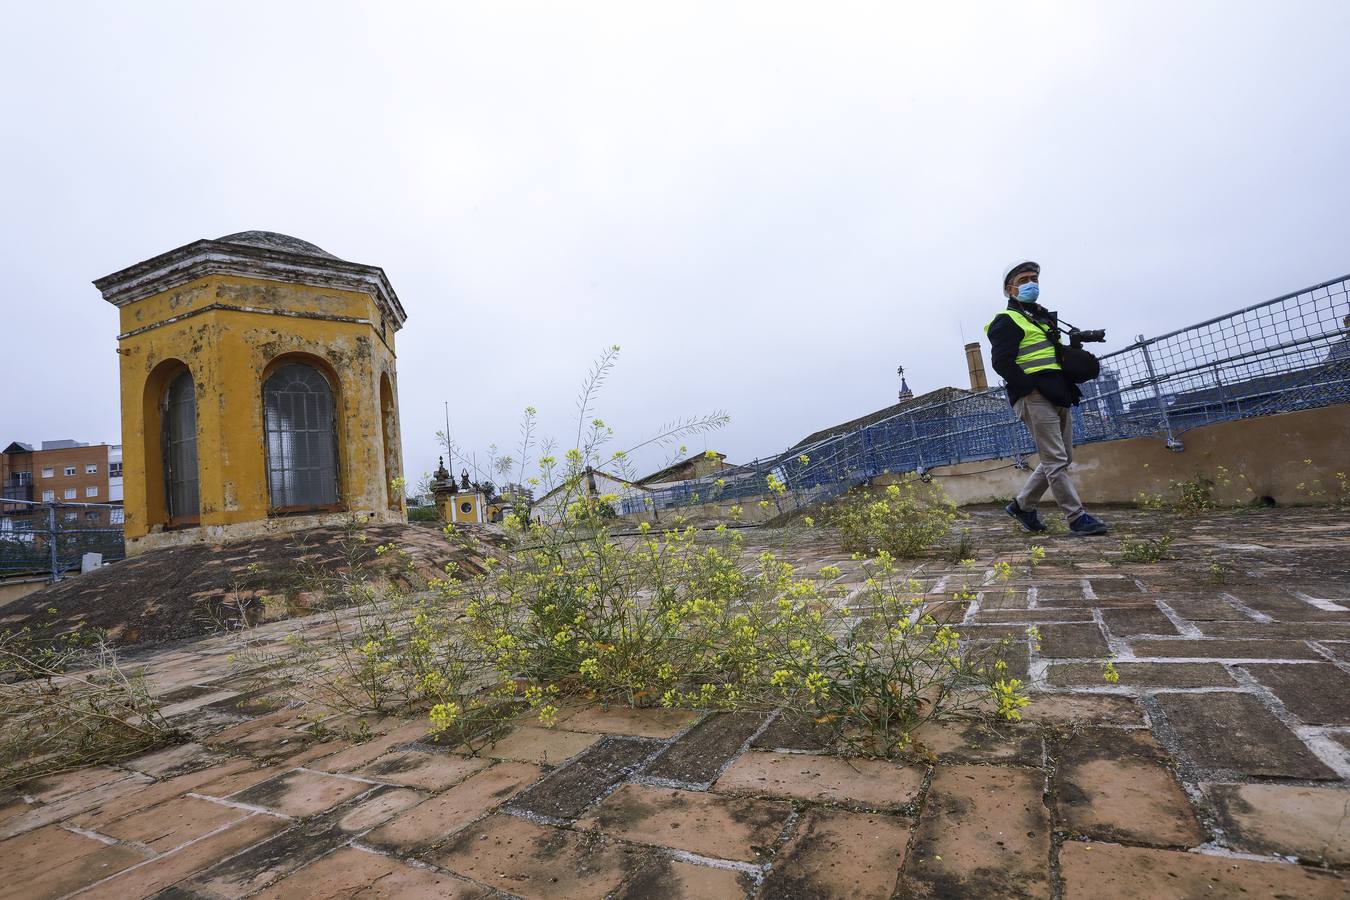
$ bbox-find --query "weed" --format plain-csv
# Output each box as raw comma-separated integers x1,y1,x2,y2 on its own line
431,349,1022,755
1295,462,1350,510
1207,562,1229,585
831,481,959,558
944,529,976,563
1134,490,1166,511
1120,533,1173,563
1171,477,1215,516
1,630,175,789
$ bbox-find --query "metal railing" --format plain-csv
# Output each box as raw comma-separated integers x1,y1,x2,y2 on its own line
0,499,126,580
623,273,1350,515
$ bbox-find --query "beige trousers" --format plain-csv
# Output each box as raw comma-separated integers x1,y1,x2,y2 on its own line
1013,390,1085,521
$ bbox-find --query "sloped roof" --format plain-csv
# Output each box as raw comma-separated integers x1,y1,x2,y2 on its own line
3,441,33,454
791,386,976,449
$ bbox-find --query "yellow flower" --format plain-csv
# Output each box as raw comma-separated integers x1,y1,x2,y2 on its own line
991,678,1030,721
429,702,462,732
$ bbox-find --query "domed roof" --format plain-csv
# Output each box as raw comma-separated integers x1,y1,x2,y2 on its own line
216,231,340,260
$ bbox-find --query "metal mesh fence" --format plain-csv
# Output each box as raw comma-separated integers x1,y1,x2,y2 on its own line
623,274,1350,516
0,500,126,579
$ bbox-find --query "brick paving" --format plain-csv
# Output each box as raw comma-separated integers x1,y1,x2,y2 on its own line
0,506,1347,897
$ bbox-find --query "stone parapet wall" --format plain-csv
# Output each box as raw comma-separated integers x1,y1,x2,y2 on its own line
889,402,1350,507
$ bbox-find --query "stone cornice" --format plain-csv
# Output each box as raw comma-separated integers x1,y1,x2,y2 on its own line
93,239,407,329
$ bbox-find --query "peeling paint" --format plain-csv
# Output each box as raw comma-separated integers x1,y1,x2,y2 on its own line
111,266,406,554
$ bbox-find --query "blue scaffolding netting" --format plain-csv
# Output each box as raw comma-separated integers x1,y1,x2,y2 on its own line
623,274,1350,516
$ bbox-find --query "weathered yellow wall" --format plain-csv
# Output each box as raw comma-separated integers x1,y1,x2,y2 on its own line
436,490,486,525
118,274,404,551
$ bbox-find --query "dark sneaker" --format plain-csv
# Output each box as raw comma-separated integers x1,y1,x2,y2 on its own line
1005,500,1047,533
1069,513,1109,536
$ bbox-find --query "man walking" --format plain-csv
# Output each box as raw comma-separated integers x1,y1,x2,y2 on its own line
985,260,1108,536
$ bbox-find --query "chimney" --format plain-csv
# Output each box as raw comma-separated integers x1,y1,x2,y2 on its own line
964,342,989,391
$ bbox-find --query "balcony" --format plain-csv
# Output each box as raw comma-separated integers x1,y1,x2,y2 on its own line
1,482,33,504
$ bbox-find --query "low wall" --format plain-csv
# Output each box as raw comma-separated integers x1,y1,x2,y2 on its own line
618,404,1349,524
881,403,1350,507
0,576,50,608
127,507,407,556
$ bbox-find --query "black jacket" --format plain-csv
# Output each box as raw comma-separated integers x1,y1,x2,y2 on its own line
987,302,1081,408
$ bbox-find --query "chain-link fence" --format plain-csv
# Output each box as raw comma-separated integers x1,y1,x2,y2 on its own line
623,273,1350,516
0,499,126,581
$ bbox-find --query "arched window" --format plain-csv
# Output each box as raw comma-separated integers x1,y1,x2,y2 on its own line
163,369,199,524
263,363,339,510
380,373,400,510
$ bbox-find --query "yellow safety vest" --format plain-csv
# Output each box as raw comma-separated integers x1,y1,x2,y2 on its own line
985,309,1061,375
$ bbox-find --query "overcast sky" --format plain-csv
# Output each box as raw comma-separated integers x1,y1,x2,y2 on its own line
3,2,1348,484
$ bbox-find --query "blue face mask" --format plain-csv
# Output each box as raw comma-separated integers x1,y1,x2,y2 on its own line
1016,282,1040,303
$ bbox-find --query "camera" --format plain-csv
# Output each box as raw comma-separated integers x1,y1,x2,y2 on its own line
1068,328,1107,347
1040,309,1106,347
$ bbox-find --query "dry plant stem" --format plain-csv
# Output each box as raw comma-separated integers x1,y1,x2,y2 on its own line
0,636,173,789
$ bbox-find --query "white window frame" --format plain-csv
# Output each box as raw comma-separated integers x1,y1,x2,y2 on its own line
42,489,54,502
86,464,98,474
41,467,54,478
63,488,77,499
86,486,99,498
64,466,76,476
109,462,123,477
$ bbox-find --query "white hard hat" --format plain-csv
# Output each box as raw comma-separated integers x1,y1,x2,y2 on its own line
1002,260,1040,289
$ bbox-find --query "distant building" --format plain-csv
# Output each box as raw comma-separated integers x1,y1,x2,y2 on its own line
2,440,123,511
636,452,747,488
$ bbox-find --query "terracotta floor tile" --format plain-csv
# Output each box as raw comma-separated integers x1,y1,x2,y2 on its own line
431,814,639,899
1054,729,1203,848
330,786,426,833
554,705,699,739
0,773,154,840
713,749,924,809
1019,694,1145,726
71,759,254,832
364,762,542,854
189,741,347,798
1058,841,1346,898
229,768,372,817
122,743,228,778
353,749,490,791
615,857,751,898
18,767,130,804
479,725,601,766
760,807,911,899
101,795,249,853
74,814,288,899
907,765,1051,899
0,824,148,900
579,783,792,862
253,846,487,898
1207,783,1350,865
913,720,1042,765
306,721,430,773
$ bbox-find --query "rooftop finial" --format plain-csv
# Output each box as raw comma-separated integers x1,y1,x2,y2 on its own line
897,365,913,400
